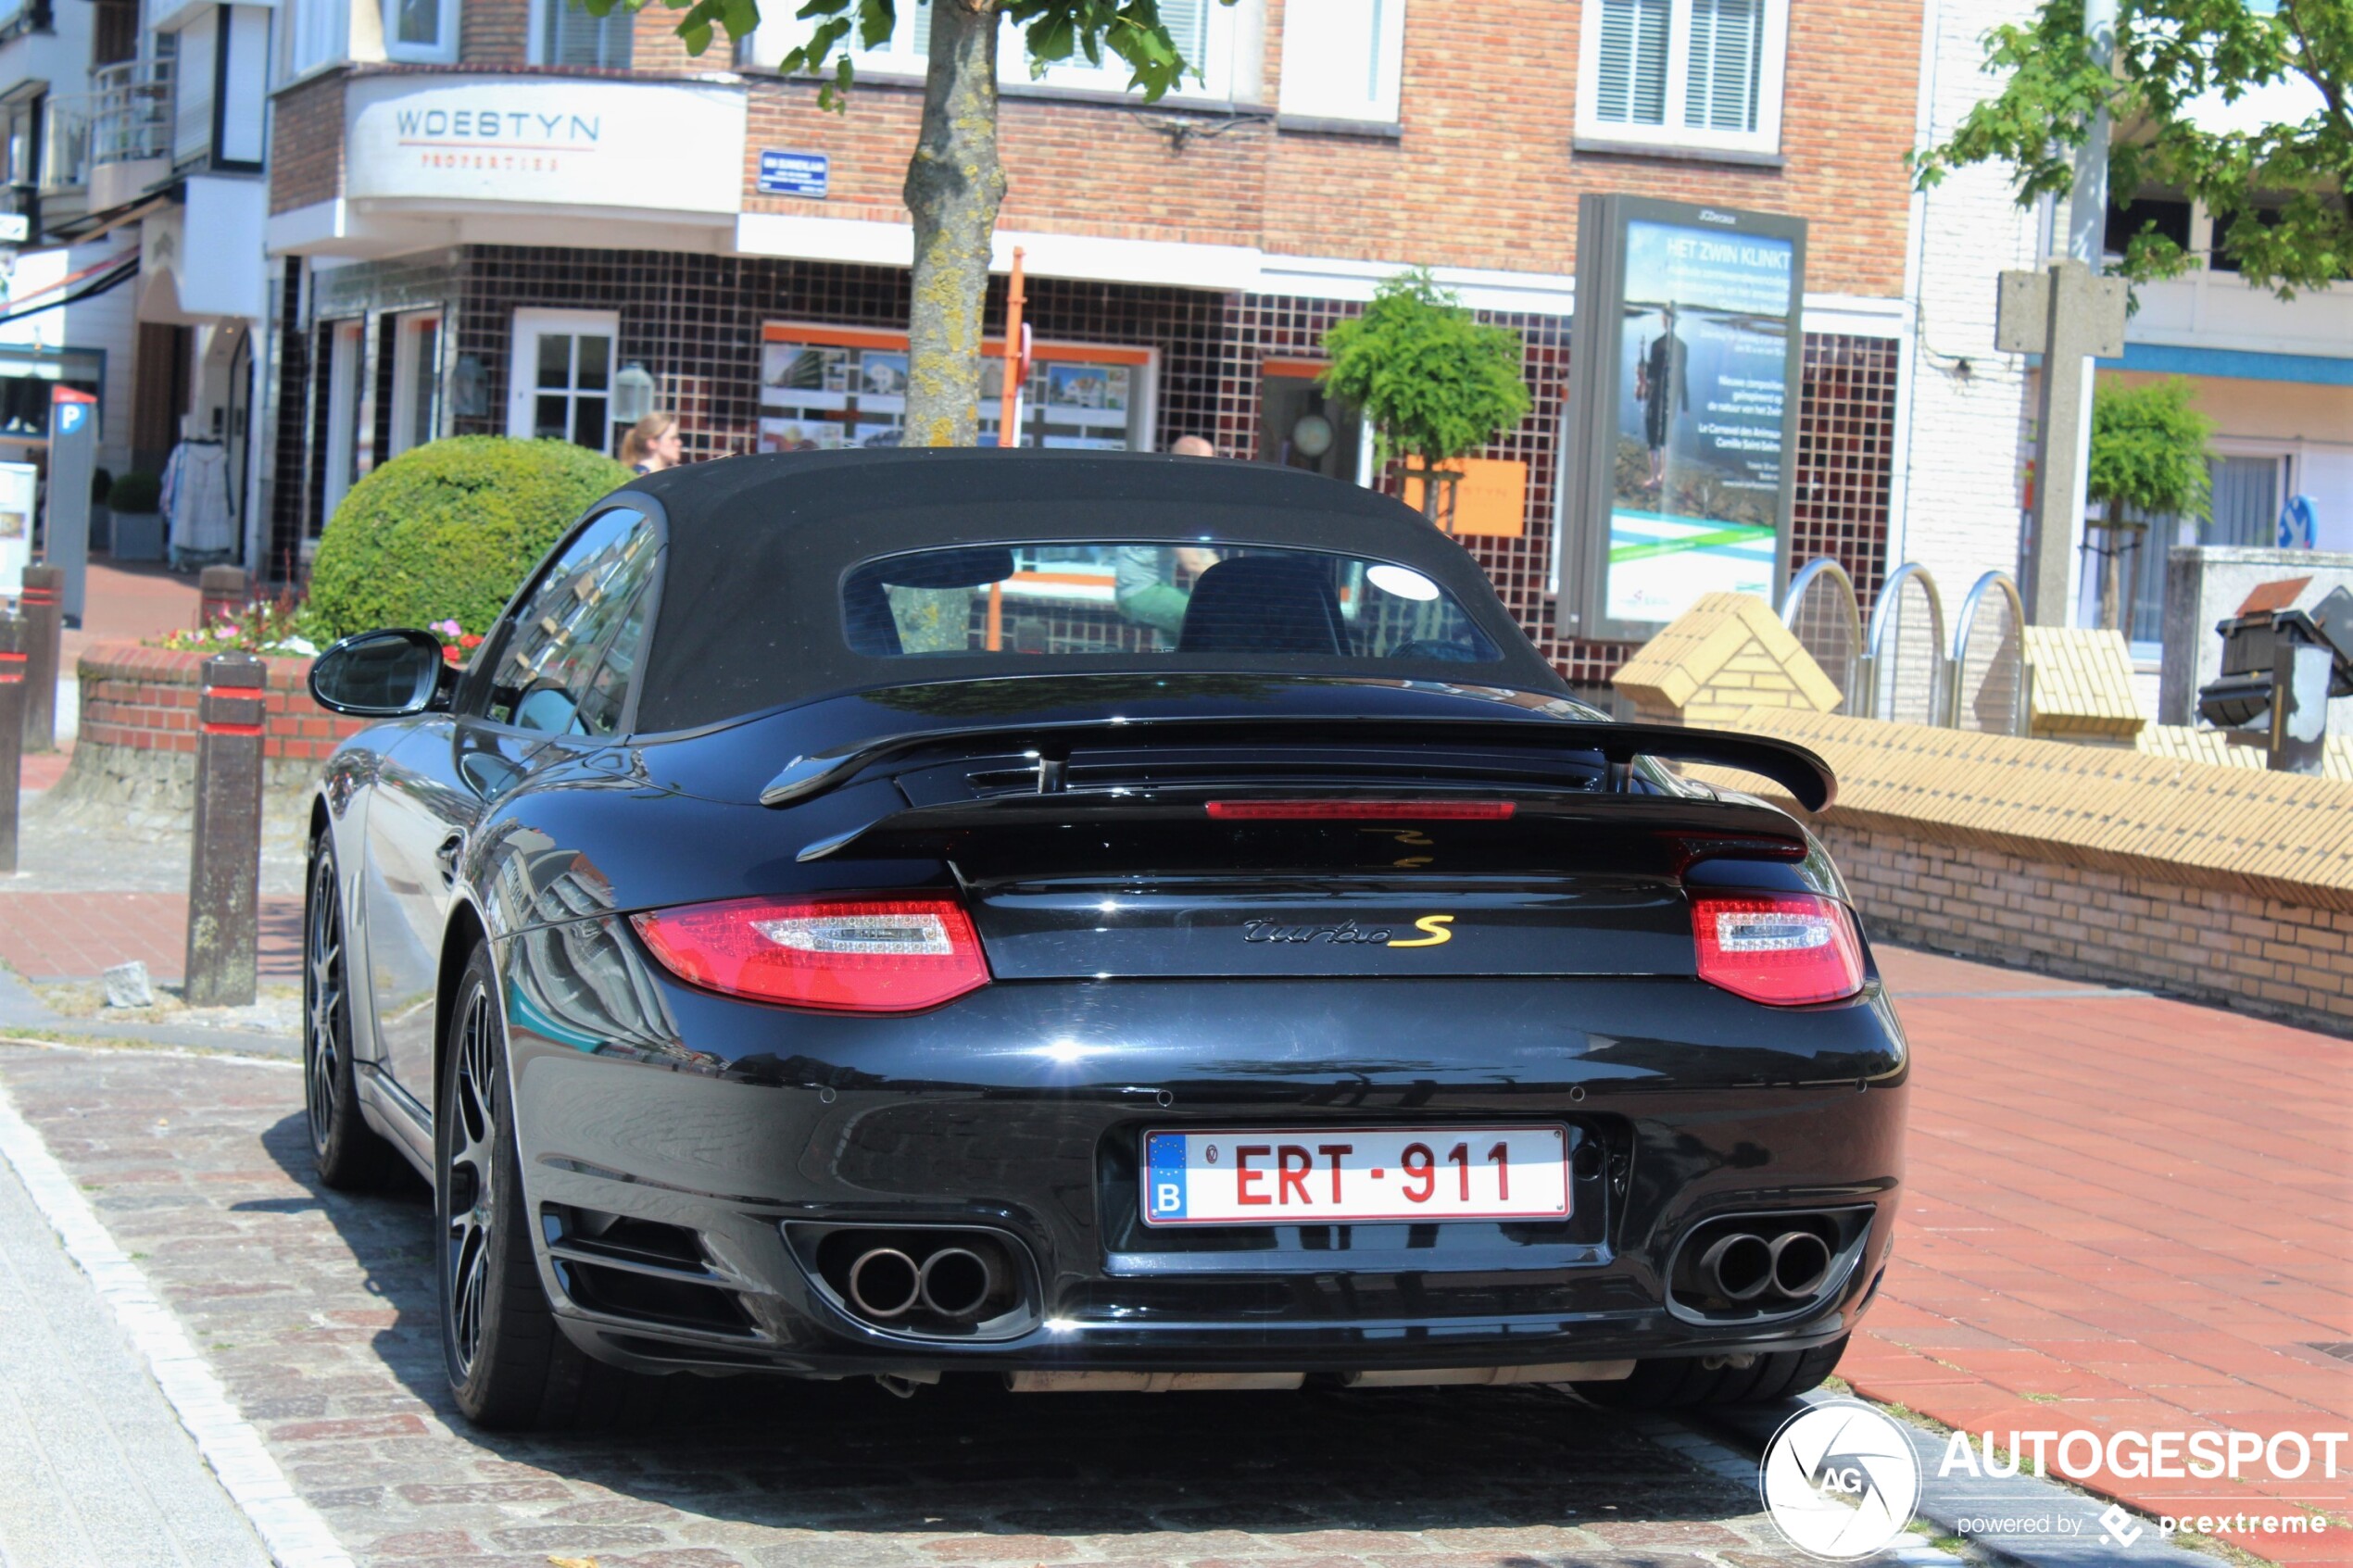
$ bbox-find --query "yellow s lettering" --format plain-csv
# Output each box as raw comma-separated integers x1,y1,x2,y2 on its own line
1388,915,1454,948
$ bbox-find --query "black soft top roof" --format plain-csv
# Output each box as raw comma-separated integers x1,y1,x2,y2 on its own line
618,448,1565,733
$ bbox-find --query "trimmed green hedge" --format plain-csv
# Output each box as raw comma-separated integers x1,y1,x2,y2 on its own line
308,437,631,641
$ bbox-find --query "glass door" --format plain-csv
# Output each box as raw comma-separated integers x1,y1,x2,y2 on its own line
509,309,619,454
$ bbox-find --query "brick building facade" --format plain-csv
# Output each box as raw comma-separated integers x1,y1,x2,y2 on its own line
263,0,1923,690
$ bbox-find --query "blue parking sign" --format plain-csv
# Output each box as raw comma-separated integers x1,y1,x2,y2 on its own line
758,150,828,199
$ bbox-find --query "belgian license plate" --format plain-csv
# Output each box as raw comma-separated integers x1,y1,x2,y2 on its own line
1140,1126,1570,1226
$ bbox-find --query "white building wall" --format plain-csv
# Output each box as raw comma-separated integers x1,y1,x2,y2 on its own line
1898,0,2044,599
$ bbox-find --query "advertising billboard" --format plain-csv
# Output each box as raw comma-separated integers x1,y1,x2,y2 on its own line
1554,196,1806,645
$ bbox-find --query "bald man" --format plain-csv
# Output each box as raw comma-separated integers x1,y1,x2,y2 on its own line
1114,435,1224,637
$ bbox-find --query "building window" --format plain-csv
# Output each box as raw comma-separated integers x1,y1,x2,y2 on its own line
383,0,458,63
1576,0,1786,158
387,309,442,458
1277,0,1405,124
536,0,632,69
748,0,1245,102
758,323,1156,453
510,308,619,454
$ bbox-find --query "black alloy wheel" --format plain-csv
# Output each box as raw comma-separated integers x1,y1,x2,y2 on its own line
304,829,392,1188
436,941,660,1428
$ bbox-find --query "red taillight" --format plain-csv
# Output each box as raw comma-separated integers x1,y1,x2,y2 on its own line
1205,799,1516,821
630,897,990,1012
1691,893,1865,1007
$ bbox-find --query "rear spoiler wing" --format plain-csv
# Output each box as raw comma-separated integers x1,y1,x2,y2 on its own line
759,716,1835,814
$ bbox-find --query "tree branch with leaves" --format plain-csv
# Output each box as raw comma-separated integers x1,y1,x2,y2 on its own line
1912,0,2350,296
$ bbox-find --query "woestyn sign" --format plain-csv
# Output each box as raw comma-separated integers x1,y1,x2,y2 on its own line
346,77,745,214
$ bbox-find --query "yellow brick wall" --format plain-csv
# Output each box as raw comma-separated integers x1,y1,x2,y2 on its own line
1691,709,2353,1034
2022,626,2144,741
1614,593,1843,725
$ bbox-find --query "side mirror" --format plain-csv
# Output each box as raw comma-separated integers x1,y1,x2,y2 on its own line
308,628,455,717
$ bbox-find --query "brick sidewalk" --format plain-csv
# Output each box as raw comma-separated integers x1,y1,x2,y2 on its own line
1863,947,2352,1562
0,893,302,985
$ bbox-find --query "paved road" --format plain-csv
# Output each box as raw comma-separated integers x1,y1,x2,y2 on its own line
0,1042,1898,1568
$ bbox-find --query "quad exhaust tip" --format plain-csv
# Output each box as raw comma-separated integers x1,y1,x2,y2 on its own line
832,1233,1015,1327
917,1247,997,1320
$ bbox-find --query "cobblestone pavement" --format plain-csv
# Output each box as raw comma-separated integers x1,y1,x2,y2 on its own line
0,1043,1858,1568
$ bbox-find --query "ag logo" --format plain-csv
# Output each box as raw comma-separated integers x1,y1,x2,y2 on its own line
1758,1400,1921,1560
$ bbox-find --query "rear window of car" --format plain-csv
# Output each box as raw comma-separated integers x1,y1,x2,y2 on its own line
842,543,1504,665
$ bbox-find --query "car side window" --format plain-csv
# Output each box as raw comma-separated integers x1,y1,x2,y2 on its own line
484,508,661,734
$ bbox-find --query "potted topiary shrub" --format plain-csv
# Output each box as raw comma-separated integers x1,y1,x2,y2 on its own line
1318,269,1531,529
107,470,164,562
307,436,632,642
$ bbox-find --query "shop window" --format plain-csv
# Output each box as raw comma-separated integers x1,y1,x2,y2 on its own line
2118,453,2284,648
1576,0,1786,158
1277,0,1405,125
757,323,1154,454
748,0,1246,102
383,0,459,63
2104,194,2193,264
536,0,631,68
388,309,442,459
510,308,619,455
1257,362,1363,485
321,319,366,530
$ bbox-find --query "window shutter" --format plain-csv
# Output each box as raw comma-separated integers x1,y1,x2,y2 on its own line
1684,0,1763,132
547,0,631,67
1159,0,1210,80
1594,0,1670,126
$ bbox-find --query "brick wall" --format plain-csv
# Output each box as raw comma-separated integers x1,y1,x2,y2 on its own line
1708,708,2353,1035
255,0,1919,300
74,643,368,769
269,72,345,216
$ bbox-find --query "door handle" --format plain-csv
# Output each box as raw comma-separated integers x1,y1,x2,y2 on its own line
434,833,465,887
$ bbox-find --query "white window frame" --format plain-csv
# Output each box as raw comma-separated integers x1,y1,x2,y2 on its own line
321,319,366,527
1573,0,1788,160
1277,0,1406,124
387,308,443,459
508,307,622,455
747,1,1249,104
529,0,633,68
381,0,459,64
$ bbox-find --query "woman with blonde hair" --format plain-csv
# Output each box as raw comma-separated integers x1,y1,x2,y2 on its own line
620,412,683,475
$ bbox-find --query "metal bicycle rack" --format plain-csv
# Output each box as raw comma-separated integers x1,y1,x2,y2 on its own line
1780,558,2031,736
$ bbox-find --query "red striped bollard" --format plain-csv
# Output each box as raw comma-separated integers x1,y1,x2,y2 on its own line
196,565,249,630
19,563,59,753
0,613,23,872
184,652,265,1008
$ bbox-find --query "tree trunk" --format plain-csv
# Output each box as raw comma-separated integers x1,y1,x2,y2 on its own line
901,0,1006,448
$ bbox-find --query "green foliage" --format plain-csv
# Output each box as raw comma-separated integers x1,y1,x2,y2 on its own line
2090,378,2214,524
307,437,631,641
599,0,1226,106
1318,270,1533,470
108,470,160,513
1913,0,2352,296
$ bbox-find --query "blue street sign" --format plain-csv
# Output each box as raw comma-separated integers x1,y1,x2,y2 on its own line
758,150,828,199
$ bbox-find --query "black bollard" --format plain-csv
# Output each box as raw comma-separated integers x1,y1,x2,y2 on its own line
0,613,23,873
184,652,266,1008
196,565,249,630
19,563,59,753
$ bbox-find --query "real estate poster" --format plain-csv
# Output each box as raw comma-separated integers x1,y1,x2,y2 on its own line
1557,197,1806,645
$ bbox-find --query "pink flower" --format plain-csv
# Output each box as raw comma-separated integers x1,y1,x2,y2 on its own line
214,625,236,640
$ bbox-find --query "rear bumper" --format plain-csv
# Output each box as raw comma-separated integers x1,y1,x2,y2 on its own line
497,943,1907,1378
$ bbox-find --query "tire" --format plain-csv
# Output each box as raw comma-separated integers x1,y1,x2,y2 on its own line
304,829,395,1190
1573,1336,1849,1411
437,941,664,1430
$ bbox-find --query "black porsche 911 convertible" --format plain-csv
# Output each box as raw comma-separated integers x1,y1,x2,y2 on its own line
303,448,1906,1430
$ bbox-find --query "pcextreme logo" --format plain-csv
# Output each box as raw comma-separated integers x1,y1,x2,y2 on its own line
1389,916,1454,947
